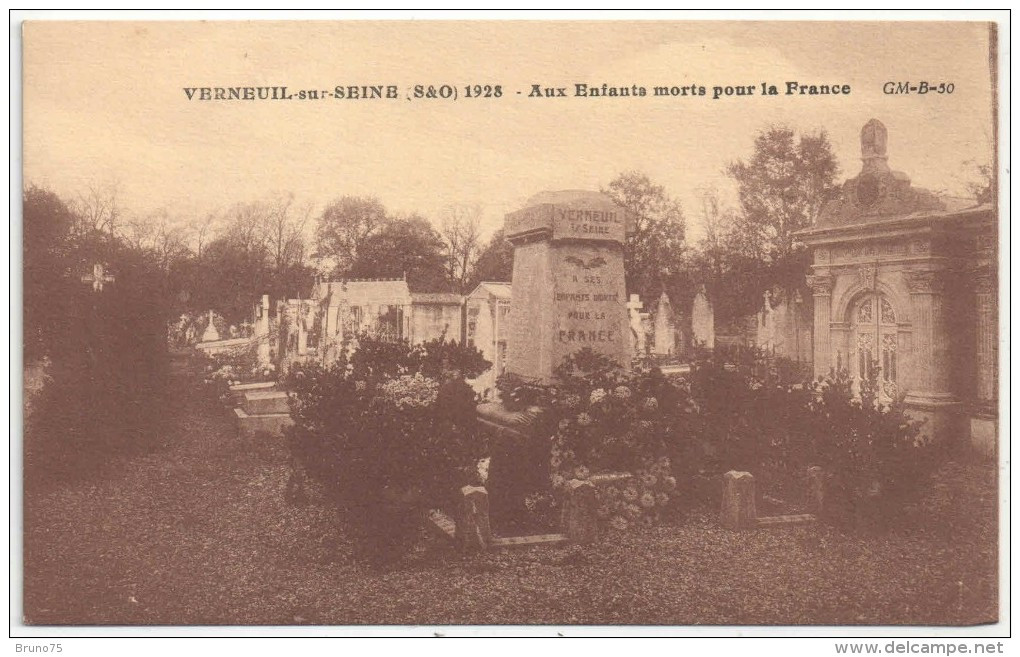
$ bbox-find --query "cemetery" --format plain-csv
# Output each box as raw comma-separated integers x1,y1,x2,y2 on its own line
22,119,999,625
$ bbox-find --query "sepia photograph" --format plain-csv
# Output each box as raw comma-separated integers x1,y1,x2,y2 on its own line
13,13,1007,640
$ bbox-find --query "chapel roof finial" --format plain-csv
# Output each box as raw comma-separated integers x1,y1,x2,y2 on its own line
861,119,889,172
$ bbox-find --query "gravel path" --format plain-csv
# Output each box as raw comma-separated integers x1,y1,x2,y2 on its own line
23,358,999,627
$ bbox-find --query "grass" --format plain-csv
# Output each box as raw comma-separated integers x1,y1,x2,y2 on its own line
22,357,998,627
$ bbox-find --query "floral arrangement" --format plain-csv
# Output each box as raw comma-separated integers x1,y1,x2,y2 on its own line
521,349,697,530
595,458,678,530
377,372,440,410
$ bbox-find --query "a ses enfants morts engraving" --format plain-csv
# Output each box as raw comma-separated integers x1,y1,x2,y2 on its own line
504,191,631,384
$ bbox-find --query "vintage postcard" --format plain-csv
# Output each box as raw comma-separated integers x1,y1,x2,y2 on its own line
16,15,1006,640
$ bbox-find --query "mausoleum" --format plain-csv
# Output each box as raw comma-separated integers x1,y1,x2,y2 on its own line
796,119,997,454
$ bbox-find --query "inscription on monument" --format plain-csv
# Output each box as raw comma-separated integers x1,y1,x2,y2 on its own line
504,190,631,383
556,249,620,344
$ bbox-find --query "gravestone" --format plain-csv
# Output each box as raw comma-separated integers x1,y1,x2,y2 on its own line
806,466,825,515
757,290,778,352
201,309,221,342
297,303,310,356
504,190,631,383
691,285,715,349
653,291,676,356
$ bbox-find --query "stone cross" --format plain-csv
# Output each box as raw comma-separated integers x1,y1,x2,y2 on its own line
201,309,220,342
81,263,115,292
627,294,646,355
256,294,272,368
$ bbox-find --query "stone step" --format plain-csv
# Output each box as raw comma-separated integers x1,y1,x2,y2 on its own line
427,510,457,541
243,390,290,415
228,381,277,405
757,513,817,527
233,407,293,437
490,533,569,548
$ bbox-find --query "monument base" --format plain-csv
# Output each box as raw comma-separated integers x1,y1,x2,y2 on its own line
476,401,552,534
903,392,964,445
967,403,998,461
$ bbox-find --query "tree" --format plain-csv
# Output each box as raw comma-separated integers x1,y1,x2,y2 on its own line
223,200,271,259
726,125,839,261
123,208,192,274
349,215,449,292
189,210,220,259
193,235,266,323
440,204,483,293
689,187,768,323
691,125,839,324
71,182,121,239
468,228,514,289
602,172,687,302
24,185,76,361
961,159,994,205
315,196,388,276
264,193,312,272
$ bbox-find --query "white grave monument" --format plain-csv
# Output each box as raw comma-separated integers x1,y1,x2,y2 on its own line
691,286,715,349
201,309,221,342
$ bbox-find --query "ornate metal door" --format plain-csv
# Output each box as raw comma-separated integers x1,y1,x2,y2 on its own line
851,293,898,398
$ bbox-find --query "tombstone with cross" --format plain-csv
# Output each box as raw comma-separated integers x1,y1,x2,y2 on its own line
626,294,647,356
201,309,221,342
81,263,115,293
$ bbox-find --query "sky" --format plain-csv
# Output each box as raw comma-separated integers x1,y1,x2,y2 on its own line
22,20,997,242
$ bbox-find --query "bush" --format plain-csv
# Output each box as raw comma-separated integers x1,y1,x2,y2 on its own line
499,345,935,533
285,334,490,563
685,346,934,528
683,347,816,503
806,367,933,529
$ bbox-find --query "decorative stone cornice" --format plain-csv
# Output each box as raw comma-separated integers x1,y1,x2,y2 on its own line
806,273,835,296
905,270,948,294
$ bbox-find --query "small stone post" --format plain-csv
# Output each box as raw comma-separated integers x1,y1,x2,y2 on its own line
806,466,825,516
720,471,757,530
257,294,272,369
562,479,597,544
456,485,491,552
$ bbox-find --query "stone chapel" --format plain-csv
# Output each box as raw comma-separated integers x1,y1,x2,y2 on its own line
796,119,997,455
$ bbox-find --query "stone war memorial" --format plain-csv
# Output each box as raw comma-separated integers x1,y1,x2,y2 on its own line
478,190,632,531
503,190,632,383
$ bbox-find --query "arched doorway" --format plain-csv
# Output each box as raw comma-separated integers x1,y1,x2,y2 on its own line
851,292,898,397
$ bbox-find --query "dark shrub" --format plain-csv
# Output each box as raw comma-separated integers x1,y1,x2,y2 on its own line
25,238,171,485
285,334,490,564
806,367,933,530
685,346,934,528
